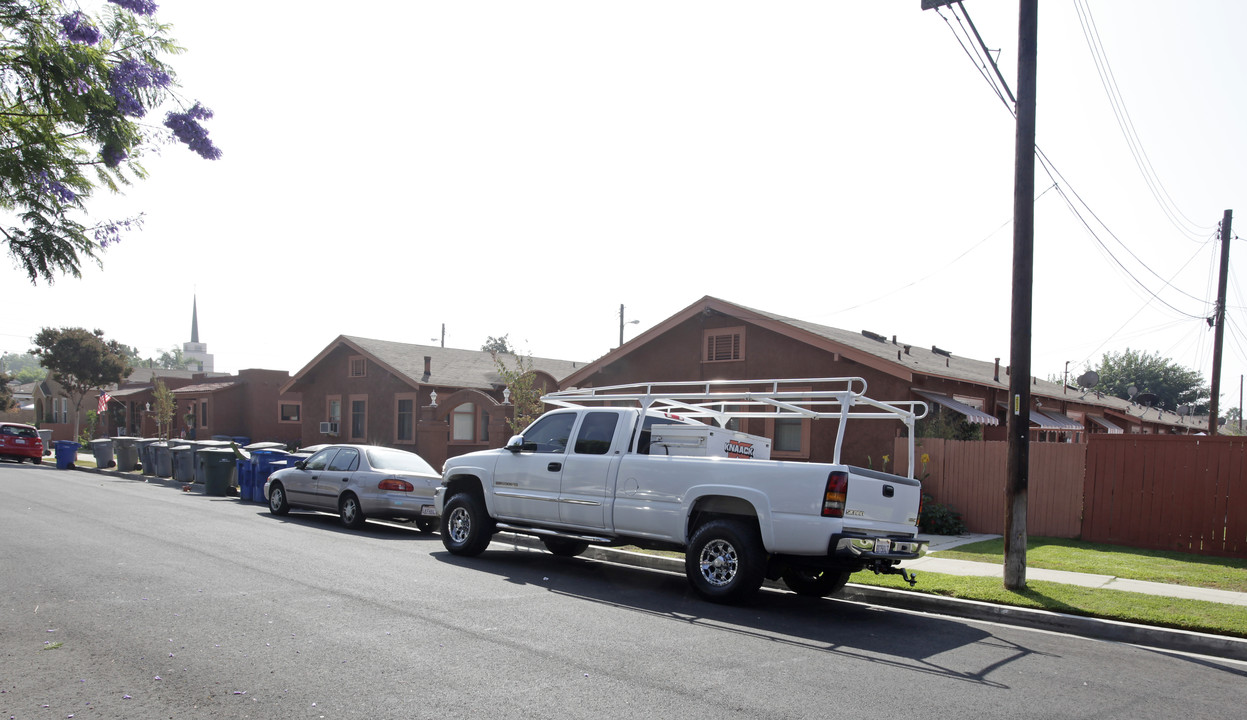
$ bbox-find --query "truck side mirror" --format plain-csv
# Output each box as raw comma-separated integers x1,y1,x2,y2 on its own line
505,435,526,453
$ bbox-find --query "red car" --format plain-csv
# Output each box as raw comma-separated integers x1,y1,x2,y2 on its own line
0,422,44,464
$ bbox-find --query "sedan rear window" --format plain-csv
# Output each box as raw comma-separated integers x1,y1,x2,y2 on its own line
366,448,436,475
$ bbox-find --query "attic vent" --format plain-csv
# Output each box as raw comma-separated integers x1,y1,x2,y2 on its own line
932,346,952,358
861,330,887,343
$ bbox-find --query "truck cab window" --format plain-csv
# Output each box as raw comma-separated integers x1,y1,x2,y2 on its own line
522,413,576,453
574,412,619,455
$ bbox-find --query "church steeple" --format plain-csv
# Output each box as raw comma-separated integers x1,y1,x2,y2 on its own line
191,295,200,344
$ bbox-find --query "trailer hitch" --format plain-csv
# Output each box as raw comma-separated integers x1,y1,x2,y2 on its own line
870,561,918,587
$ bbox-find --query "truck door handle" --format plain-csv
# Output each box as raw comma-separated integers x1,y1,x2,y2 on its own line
548,462,562,472
883,485,894,498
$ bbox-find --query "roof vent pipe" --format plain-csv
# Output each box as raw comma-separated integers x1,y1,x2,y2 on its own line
994,358,1000,382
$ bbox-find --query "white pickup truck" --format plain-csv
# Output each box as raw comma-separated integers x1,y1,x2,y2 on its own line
435,378,928,603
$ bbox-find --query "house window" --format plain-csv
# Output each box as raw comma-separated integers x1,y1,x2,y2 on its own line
396,395,416,443
279,402,301,423
201,401,209,427
765,387,811,459
349,356,366,378
350,396,367,440
703,327,745,363
327,396,341,424
452,403,476,442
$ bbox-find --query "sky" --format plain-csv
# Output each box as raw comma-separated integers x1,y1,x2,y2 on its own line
4,1,1246,408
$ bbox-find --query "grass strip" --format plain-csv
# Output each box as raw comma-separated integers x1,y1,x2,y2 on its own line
936,536,1247,593
852,570,1247,639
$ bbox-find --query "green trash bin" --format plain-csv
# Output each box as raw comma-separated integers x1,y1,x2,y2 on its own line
198,448,236,497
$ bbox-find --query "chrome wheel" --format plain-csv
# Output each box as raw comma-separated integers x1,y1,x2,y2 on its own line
698,538,740,587
446,505,471,544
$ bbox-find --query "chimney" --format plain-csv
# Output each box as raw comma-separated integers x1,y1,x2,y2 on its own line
424,356,432,376
892,335,897,344
994,358,1000,382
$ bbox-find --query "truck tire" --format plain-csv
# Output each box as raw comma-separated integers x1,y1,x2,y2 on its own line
542,538,589,557
781,568,851,598
441,492,495,556
686,518,766,604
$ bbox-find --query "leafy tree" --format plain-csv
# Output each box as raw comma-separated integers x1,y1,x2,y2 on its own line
492,351,544,435
1,351,45,382
29,326,131,436
0,371,14,411
1091,348,1210,414
151,376,173,438
2,0,220,284
155,346,186,369
481,334,514,355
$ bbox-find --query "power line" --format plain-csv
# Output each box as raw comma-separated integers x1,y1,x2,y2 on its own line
1072,0,1213,239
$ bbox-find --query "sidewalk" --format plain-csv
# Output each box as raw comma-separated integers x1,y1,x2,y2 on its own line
909,533,1247,608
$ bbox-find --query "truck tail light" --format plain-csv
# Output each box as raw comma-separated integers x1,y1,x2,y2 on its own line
822,471,848,518
378,478,414,492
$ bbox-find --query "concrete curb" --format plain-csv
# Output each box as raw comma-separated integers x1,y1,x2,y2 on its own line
499,533,1247,663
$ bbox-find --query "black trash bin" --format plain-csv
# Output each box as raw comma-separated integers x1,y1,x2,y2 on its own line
198,448,236,497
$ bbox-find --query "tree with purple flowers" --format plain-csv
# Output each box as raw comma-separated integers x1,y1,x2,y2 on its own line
1,0,221,284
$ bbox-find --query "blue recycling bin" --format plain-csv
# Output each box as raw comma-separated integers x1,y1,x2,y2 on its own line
251,450,292,503
257,460,289,502
54,440,79,470
236,458,255,502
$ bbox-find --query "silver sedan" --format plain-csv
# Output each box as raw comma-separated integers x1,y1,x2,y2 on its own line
264,445,440,532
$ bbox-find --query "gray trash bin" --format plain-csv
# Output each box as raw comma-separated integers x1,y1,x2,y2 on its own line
135,438,159,475
111,437,139,472
152,442,173,477
198,448,236,496
89,438,115,469
171,445,195,482
37,429,53,458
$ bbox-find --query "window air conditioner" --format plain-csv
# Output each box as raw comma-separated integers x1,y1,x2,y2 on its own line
319,421,339,435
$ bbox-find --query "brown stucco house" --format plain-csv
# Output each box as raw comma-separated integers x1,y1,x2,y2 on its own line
280,336,583,468
170,368,302,446
558,296,1206,467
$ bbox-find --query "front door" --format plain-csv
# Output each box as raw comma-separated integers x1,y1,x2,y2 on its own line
490,411,576,524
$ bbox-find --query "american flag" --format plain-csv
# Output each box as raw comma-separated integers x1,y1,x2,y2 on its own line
98,391,111,414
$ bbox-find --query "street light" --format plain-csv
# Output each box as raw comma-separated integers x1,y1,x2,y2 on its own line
619,304,640,347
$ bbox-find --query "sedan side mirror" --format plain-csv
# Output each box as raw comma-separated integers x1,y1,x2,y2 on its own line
295,460,307,470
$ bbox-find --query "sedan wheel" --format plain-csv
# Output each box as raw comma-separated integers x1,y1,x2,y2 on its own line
268,482,289,516
339,493,366,529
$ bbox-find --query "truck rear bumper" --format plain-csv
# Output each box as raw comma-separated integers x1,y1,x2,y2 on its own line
829,532,926,562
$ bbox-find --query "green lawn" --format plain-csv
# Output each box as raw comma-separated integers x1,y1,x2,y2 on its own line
851,570,1247,639
936,536,1247,593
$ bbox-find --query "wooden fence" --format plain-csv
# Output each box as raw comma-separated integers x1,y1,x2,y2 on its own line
893,434,1247,558
1083,435,1247,557
893,438,1084,538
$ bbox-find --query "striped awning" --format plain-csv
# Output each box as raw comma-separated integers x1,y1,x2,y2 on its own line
913,389,999,426
997,403,1084,430
1088,415,1124,434
1037,409,1083,430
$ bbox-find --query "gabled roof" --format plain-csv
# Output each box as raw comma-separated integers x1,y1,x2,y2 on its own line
282,335,585,394
560,296,1208,432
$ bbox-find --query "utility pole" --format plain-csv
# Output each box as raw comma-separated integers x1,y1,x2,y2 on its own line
1004,0,1038,591
1208,209,1233,436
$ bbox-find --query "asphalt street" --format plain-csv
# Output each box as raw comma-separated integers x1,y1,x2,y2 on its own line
2,464,1246,719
